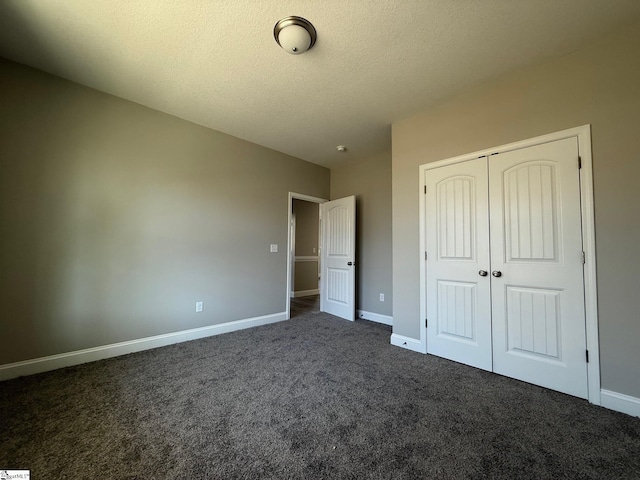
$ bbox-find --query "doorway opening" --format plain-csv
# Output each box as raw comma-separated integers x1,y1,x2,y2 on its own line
286,193,326,319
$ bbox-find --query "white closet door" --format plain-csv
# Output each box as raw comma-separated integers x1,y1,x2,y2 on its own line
425,158,492,371
489,138,588,398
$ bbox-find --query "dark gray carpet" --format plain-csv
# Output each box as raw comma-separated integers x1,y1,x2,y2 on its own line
1,311,639,479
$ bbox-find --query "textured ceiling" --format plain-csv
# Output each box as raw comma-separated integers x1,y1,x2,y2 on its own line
1,1,640,168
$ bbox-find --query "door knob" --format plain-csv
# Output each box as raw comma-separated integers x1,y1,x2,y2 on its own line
492,270,502,277
347,261,354,266
479,270,488,277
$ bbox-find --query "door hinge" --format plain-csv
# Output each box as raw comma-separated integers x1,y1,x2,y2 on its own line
586,350,589,363
425,251,428,261
424,185,427,194
425,318,428,328
578,156,582,169
582,251,586,264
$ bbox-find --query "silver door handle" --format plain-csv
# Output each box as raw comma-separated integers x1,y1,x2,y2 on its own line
492,270,502,277
479,270,488,277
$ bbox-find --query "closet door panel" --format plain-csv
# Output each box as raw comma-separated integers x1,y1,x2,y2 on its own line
425,158,492,371
489,137,588,399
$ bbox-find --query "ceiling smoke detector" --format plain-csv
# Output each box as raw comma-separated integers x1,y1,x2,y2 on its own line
274,16,317,55
336,145,347,152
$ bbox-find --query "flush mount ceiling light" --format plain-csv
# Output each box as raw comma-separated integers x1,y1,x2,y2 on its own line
274,16,317,55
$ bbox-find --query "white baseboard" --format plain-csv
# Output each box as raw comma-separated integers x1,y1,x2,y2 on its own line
292,289,319,298
357,310,393,326
600,389,640,417
390,333,426,354
0,311,287,381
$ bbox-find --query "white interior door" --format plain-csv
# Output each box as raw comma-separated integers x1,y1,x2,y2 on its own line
489,138,588,398
320,196,356,321
425,158,493,370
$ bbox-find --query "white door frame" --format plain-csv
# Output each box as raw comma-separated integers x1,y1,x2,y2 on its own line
418,125,601,405
286,192,327,320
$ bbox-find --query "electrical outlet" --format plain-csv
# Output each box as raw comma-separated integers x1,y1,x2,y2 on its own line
270,244,278,253
195,301,203,313
379,293,385,302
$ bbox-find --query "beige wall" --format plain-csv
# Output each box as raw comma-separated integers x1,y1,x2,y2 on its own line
391,22,640,398
292,199,319,256
0,59,329,365
331,150,392,317
292,199,319,293
293,262,319,293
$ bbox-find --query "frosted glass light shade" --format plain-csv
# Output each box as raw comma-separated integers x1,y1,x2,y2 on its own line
278,25,311,54
274,16,317,55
